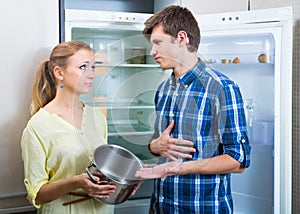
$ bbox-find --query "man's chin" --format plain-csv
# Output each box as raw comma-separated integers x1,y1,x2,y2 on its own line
158,64,168,70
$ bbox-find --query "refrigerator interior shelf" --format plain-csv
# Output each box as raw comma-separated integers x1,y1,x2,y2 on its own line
95,63,160,68
108,123,153,135
207,63,274,69
108,131,153,137
85,100,154,109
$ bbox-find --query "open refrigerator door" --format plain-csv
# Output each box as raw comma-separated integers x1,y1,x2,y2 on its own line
196,6,293,214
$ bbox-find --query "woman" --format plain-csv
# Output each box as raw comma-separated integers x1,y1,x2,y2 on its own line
21,41,115,213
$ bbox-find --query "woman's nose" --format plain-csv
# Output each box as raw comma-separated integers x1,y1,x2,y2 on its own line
89,73,95,79
88,69,95,79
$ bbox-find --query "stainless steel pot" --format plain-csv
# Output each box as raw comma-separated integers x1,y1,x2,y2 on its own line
86,144,143,204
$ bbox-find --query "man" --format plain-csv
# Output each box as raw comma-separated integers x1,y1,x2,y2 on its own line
135,5,251,214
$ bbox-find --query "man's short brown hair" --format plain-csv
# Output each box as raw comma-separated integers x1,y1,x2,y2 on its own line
143,5,200,52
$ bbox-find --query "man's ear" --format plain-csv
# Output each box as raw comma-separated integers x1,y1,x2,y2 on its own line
177,31,189,46
53,66,64,81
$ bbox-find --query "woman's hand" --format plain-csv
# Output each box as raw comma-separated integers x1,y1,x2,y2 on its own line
35,172,116,204
131,180,143,196
76,173,116,199
149,121,196,160
135,161,183,179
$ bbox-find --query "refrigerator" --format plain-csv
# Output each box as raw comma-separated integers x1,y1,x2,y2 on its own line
64,6,293,214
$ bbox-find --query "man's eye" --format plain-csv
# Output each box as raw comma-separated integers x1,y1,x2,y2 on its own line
91,65,95,71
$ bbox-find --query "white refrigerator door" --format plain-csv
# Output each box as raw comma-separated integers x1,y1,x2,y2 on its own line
196,6,293,214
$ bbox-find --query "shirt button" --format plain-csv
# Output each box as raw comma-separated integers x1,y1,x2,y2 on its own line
241,139,246,143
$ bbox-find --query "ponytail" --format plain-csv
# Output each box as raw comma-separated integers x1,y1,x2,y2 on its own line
30,59,56,115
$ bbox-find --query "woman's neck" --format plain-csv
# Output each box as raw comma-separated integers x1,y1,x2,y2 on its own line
44,91,83,114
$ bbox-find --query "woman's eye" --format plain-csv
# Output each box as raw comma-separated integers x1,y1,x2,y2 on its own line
79,64,95,72
79,64,87,70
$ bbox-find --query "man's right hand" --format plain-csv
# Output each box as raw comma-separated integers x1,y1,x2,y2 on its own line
149,121,196,161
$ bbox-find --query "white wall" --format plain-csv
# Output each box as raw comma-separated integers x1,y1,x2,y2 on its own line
0,0,59,211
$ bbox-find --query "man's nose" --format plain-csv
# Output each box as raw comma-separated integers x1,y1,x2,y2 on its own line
150,46,156,56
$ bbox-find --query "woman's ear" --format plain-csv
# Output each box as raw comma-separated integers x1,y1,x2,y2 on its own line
177,31,189,46
53,66,64,81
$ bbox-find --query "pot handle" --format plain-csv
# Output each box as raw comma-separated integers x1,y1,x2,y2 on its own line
86,162,110,185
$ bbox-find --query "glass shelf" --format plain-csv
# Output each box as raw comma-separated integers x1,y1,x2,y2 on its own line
108,123,153,136
84,99,155,109
95,63,160,68
207,62,274,70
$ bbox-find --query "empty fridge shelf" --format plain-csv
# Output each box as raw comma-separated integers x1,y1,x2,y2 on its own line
108,123,153,136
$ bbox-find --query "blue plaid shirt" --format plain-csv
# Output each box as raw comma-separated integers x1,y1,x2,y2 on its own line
150,59,251,214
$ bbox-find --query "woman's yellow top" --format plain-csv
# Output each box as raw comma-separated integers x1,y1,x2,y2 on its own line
21,105,114,214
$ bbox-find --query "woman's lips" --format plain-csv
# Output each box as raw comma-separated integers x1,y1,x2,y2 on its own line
85,83,93,87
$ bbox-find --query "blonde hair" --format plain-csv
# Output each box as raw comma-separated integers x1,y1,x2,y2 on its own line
30,41,93,115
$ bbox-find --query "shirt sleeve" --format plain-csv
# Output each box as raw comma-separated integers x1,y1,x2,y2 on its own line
219,83,251,168
21,125,49,208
